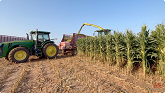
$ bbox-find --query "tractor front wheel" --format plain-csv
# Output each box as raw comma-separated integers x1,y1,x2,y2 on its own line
42,43,58,59
3,56,9,61
8,47,30,63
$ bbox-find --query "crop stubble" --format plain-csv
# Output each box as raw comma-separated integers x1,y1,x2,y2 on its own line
0,54,164,93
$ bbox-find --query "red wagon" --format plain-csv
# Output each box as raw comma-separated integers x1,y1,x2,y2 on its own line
59,33,87,55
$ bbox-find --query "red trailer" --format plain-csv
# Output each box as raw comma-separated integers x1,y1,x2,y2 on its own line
59,33,87,55
0,35,27,43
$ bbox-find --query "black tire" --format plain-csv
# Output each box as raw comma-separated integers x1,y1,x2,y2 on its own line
62,50,67,55
71,49,77,56
5,56,9,60
8,47,30,63
42,43,58,59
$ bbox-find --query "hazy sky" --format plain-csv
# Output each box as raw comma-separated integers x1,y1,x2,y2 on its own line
0,0,165,44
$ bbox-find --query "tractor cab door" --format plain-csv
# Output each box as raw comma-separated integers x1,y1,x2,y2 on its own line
31,33,50,47
37,33,50,45
31,33,50,57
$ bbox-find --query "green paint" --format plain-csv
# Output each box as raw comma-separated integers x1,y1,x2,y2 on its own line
0,40,34,58
0,30,56,59
41,41,54,48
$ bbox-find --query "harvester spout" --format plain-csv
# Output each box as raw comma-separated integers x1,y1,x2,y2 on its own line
78,23,103,34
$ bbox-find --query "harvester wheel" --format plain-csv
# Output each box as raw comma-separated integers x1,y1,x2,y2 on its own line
8,47,30,63
42,43,58,59
62,50,67,55
71,49,77,56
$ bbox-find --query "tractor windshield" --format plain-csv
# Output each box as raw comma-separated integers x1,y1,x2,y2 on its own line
38,34,50,42
31,33,50,42
63,34,73,42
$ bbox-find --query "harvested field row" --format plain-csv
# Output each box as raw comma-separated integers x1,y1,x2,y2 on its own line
0,54,164,93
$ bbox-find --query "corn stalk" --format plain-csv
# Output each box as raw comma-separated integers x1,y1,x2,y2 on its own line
99,36,107,63
89,37,95,59
124,30,139,73
77,38,86,55
94,37,100,60
138,24,158,77
113,31,125,67
106,34,115,66
151,23,165,76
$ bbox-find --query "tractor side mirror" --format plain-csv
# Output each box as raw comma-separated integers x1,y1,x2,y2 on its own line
26,33,29,40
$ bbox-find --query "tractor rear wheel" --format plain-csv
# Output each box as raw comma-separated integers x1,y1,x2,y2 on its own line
42,43,58,59
8,47,30,63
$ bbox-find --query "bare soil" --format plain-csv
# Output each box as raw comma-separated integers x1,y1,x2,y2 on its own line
0,54,165,93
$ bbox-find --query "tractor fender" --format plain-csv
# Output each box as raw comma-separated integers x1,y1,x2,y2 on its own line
7,45,32,57
41,41,55,48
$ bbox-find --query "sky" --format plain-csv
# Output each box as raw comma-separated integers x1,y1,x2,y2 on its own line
0,0,165,45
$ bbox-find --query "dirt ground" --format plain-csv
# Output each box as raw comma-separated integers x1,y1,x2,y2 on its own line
0,54,165,93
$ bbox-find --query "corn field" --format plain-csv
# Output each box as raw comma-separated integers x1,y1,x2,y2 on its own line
77,23,165,77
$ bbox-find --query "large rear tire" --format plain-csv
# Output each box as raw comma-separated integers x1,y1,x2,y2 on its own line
42,43,58,59
8,47,30,63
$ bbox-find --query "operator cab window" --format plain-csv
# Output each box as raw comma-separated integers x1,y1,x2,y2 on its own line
32,34,37,40
102,32,105,36
98,32,105,37
38,34,50,42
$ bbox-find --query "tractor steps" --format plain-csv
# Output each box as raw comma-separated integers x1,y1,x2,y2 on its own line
35,45,42,57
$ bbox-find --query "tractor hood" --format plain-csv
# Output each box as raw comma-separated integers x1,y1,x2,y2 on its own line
1,40,33,44
0,40,34,50
0,40,34,58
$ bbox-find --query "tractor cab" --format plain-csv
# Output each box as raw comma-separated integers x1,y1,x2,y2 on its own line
25,29,57,58
94,29,111,37
29,30,50,44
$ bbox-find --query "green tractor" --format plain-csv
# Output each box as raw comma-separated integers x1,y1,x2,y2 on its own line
0,30,59,63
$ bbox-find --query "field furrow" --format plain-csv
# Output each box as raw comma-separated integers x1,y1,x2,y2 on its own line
0,54,164,93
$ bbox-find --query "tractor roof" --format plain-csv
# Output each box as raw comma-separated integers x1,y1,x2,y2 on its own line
30,31,50,34
95,29,111,32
